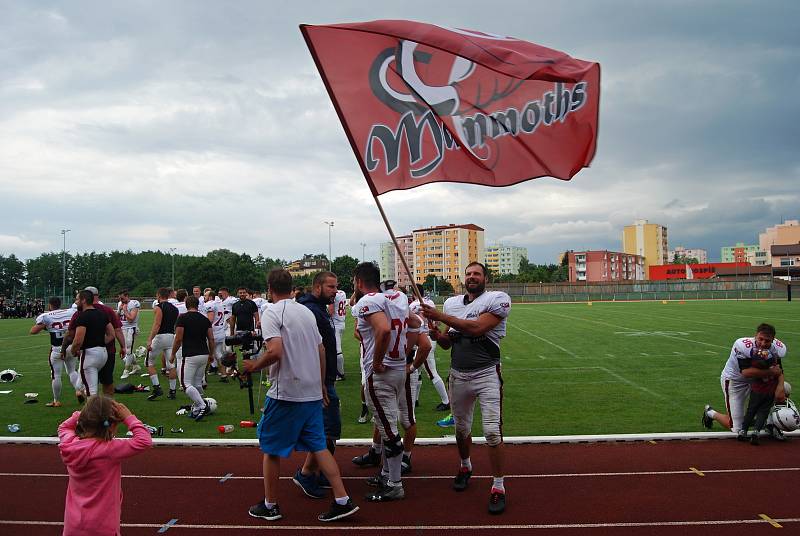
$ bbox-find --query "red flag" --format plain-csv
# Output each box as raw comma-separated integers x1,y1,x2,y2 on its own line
301,20,600,196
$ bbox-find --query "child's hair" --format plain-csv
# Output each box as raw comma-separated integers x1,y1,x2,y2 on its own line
76,395,117,441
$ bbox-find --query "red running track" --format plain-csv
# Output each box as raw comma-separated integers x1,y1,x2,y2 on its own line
1,439,799,535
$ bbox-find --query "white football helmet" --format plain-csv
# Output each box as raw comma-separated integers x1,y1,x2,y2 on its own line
770,399,800,432
204,397,218,414
0,369,20,382
135,346,147,359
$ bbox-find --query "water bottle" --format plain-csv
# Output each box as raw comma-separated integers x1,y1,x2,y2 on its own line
240,420,256,428
218,424,235,434
7,424,20,433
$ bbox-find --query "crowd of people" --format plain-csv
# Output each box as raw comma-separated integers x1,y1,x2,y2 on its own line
26,261,794,533
0,296,45,318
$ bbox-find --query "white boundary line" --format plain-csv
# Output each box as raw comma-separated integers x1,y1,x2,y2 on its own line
0,518,798,530
2,430,799,446
2,466,799,481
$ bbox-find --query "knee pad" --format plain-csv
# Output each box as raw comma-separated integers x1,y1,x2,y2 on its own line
485,431,503,447
383,437,403,458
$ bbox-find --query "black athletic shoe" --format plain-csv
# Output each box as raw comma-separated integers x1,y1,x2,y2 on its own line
415,398,420,408
336,373,345,381
365,473,388,487
208,366,218,375
219,375,229,383
488,490,506,514
167,389,176,400
453,467,472,491
701,404,714,430
435,402,451,412
248,501,282,521
318,499,359,522
147,385,163,401
750,433,760,446
194,402,210,422
401,454,412,475
160,367,168,375
352,447,381,467
737,430,748,442
365,483,404,501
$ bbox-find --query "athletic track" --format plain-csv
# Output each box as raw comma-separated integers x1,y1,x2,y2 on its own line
1,438,798,535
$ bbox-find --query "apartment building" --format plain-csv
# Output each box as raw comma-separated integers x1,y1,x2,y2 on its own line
622,219,668,273
567,250,645,282
486,243,528,276
412,224,485,289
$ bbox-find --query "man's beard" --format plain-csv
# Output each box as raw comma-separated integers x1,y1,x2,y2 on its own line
466,281,485,294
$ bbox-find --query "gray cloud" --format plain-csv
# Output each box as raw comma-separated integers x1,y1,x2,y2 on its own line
0,0,798,265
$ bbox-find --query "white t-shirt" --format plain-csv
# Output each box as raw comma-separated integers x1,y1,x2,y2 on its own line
219,296,239,330
332,290,348,329
722,337,787,382
261,299,323,402
35,308,74,348
204,300,227,340
355,290,410,376
175,301,188,315
116,300,141,330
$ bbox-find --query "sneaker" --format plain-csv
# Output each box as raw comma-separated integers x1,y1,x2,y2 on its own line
357,406,370,424
120,367,131,380
293,469,326,499
76,390,86,404
45,401,63,407
701,404,714,430
317,472,331,489
365,473,388,487
160,367,168,375
248,501,282,521
401,454,412,475
750,433,760,446
352,447,381,467
194,401,210,421
147,385,164,401
435,402,451,412
437,414,455,428
415,398,420,408
318,499,359,522
766,424,787,442
209,366,218,375
488,489,506,514
167,389,176,400
453,467,472,491
737,430,748,442
365,482,404,501
219,375,229,383
336,373,345,381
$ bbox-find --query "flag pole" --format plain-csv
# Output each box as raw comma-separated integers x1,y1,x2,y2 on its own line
371,194,424,303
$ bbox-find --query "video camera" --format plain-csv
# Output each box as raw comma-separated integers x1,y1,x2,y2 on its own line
222,331,264,414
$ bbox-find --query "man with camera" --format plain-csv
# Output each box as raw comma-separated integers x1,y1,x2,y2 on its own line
292,271,341,499
242,269,358,523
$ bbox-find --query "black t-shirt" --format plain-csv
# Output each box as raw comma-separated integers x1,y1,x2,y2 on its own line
74,308,109,349
176,311,212,357
157,302,179,334
232,299,258,331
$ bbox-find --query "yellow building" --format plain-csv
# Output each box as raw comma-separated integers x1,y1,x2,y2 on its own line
759,220,800,264
412,224,485,289
622,219,668,275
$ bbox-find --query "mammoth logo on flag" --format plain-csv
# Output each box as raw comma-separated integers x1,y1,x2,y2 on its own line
301,20,600,196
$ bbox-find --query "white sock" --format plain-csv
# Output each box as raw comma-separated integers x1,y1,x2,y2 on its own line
52,377,62,401
706,409,717,419
433,377,449,404
169,378,177,390
150,374,160,386
185,385,205,408
264,499,276,508
461,457,472,471
492,476,505,492
335,496,349,505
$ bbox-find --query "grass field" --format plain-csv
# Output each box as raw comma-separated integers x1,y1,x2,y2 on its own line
0,299,797,439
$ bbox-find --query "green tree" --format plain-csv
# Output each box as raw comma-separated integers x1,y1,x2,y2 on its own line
422,274,453,295
331,255,360,294
0,254,26,296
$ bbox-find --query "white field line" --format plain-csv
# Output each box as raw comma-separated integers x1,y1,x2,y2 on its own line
3,466,800,481
533,308,728,349
686,309,800,323
509,323,579,358
0,344,50,354
1,518,799,530
603,310,800,338
598,367,668,401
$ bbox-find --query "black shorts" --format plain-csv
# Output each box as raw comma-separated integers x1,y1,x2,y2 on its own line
323,383,341,440
98,350,116,386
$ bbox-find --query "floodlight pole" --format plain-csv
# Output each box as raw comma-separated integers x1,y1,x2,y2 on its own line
324,221,334,266
360,242,367,262
169,248,176,289
60,229,70,305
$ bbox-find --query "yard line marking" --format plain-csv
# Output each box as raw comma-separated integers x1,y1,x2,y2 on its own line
509,323,579,358
689,467,704,477
3,518,800,530
0,344,50,354
538,355,546,360
759,514,783,528
673,352,684,355
534,308,728,349
219,473,233,483
706,351,716,355
158,518,179,533
605,353,615,358
598,367,668,401
640,352,649,356
6,466,798,480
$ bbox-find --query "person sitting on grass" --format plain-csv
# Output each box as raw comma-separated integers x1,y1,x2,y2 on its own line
58,396,152,536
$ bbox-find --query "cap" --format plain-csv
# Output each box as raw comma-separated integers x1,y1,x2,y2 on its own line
84,286,99,295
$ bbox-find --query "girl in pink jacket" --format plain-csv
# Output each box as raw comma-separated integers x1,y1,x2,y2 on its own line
58,396,152,535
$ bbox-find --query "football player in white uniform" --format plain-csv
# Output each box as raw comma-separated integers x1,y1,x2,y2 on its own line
192,286,205,308
422,262,511,515
117,290,141,380
204,290,227,377
703,323,789,439
331,289,348,380
30,297,83,406
410,284,449,411
353,263,420,502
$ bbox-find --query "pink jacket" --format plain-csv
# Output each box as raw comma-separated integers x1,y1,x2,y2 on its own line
58,411,152,536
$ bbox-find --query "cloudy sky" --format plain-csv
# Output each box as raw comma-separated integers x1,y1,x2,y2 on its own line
1,0,798,264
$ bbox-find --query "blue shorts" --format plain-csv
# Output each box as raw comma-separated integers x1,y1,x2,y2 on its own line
257,396,326,457
323,383,342,440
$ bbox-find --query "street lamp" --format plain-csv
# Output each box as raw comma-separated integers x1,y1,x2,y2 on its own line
169,248,176,289
360,242,367,262
323,221,334,266
60,229,71,305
